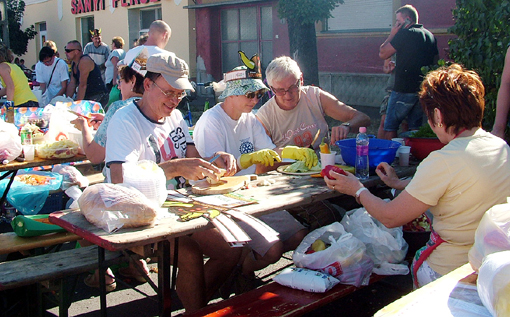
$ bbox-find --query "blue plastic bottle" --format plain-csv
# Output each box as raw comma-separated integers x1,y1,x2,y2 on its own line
355,127,369,179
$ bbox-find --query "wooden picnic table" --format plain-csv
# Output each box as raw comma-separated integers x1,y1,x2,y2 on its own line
49,164,417,317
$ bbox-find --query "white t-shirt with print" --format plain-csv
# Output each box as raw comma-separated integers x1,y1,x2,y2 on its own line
105,100,193,189
193,103,275,175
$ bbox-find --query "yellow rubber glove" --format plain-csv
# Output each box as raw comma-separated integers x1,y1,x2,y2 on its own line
281,146,319,169
239,149,282,169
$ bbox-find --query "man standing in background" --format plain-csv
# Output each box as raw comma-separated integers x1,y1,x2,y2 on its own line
379,4,438,139
83,28,110,82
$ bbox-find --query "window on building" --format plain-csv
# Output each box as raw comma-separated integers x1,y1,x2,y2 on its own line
37,22,47,49
220,6,273,73
140,7,162,36
126,5,162,48
80,16,94,46
326,0,392,32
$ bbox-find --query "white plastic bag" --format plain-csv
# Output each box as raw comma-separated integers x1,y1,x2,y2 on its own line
272,267,340,293
340,205,408,266
44,103,81,143
468,198,510,271
477,251,510,316
0,119,22,163
122,160,167,207
293,222,373,287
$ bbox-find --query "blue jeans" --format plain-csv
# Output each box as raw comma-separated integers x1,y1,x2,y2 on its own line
384,91,423,131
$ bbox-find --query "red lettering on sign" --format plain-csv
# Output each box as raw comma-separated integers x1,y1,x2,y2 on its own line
93,0,105,11
71,0,77,14
121,0,129,7
83,0,91,12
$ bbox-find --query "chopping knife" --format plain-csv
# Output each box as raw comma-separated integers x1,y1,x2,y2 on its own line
309,129,321,149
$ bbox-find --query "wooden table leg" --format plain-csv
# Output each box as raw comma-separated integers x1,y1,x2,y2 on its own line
158,240,172,317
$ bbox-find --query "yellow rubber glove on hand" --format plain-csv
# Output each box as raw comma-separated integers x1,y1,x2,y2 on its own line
239,149,281,169
281,146,319,169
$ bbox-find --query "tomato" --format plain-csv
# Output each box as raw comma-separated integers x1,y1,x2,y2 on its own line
320,165,347,180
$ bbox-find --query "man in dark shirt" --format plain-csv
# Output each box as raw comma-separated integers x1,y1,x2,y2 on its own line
379,4,438,139
65,40,108,107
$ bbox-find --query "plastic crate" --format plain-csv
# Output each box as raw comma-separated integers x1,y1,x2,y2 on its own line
39,192,64,214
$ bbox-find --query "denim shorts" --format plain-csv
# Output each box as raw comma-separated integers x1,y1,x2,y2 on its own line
384,91,423,131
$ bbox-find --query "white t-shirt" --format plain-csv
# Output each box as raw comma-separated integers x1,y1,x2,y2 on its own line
256,86,330,151
35,58,69,105
105,100,193,189
193,103,275,175
122,45,173,66
105,48,125,84
406,129,510,275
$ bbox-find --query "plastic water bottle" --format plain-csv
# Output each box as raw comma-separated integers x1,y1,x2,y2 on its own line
355,127,369,180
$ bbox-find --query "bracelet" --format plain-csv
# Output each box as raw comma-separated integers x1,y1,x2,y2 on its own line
355,187,368,204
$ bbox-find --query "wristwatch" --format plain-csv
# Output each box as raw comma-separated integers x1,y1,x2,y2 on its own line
340,122,351,133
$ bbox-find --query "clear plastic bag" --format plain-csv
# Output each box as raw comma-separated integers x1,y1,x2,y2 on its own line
340,205,409,275
468,198,510,272
272,267,340,293
293,222,373,287
122,160,167,207
477,251,510,316
0,119,22,163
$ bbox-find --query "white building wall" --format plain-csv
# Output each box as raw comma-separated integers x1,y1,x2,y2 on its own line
20,0,190,70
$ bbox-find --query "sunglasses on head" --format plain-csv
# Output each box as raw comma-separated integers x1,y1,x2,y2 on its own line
64,48,78,53
245,91,265,99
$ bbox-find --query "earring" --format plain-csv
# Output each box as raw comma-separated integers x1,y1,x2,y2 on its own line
438,123,444,128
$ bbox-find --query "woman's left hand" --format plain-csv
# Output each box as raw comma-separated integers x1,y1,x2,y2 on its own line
324,170,364,197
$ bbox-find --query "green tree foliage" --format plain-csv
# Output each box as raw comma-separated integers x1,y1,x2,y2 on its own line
0,0,37,56
448,0,510,129
278,0,344,86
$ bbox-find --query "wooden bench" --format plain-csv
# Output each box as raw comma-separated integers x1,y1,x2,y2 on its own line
0,231,80,255
0,245,124,317
186,274,385,317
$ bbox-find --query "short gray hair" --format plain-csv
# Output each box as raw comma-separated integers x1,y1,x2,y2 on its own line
150,20,171,35
265,56,302,87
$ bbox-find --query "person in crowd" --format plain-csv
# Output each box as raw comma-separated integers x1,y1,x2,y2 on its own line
194,62,314,296
324,64,510,288
83,28,110,82
35,46,69,105
377,58,408,139
136,33,148,46
104,36,125,92
491,45,510,139
108,20,172,107
0,43,38,107
43,40,60,57
104,52,240,312
71,63,144,164
379,4,438,139
123,20,172,64
256,56,370,150
65,40,109,106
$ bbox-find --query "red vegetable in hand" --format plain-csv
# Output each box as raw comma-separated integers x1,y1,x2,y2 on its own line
320,165,347,180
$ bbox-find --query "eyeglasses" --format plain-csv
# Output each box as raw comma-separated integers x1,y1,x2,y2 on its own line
270,79,301,96
245,90,265,99
64,48,78,53
42,58,53,66
152,80,187,100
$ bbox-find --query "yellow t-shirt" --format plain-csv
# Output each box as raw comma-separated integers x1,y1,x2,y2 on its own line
406,129,510,275
0,62,37,106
